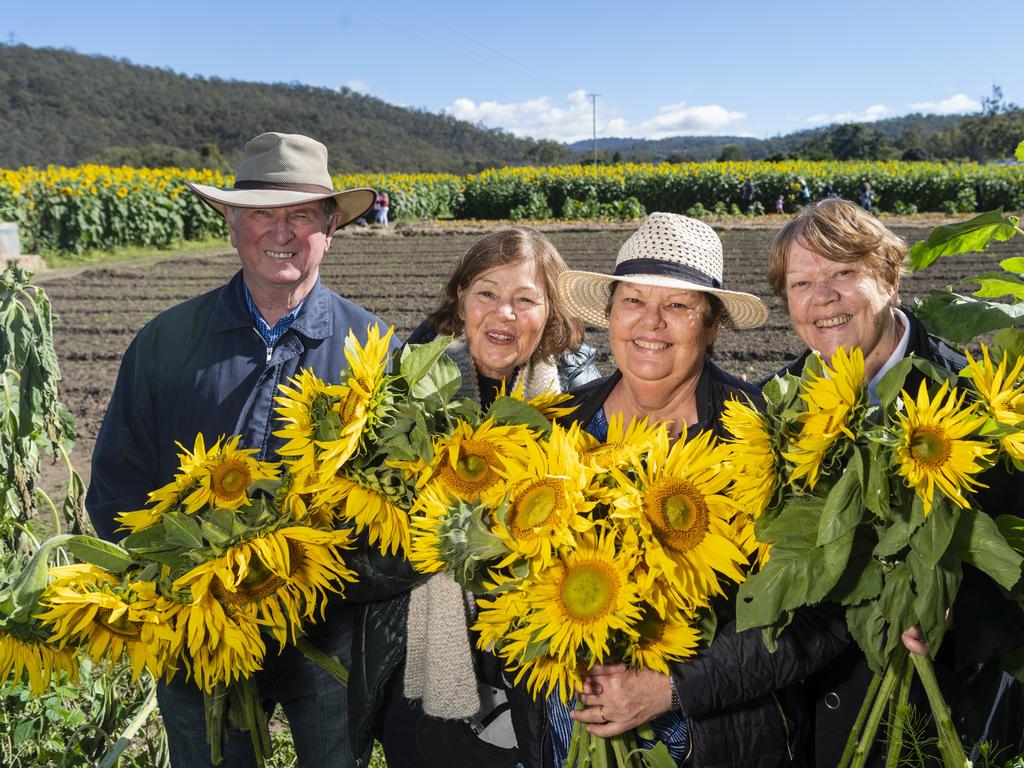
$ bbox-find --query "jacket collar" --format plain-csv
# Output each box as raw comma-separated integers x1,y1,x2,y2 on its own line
209,271,333,340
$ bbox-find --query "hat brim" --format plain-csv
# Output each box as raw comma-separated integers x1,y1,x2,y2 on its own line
185,183,376,228
557,270,769,330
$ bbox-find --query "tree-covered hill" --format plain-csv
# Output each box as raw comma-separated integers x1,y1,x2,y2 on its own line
0,44,572,172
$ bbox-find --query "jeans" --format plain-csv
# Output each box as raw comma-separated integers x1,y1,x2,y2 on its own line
158,609,355,768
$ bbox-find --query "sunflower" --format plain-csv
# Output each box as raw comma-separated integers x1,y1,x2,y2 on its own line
523,390,578,422
491,424,595,570
313,466,413,556
164,591,266,692
576,414,662,474
784,347,866,489
181,435,279,514
274,370,359,485
475,528,642,703
626,604,701,675
423,418,533,501
35,566,179,683
895,380,993,513
408,484,509,577
116,434,278,533
275,326,395,482
174,526,357,648
613,427,747,610
0,622,79,694
963,347,1024,463
721,398,778,518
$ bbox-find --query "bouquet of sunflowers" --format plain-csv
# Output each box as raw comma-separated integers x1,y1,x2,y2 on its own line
406,399,765,767
731,344,1024,768
0,326,476,766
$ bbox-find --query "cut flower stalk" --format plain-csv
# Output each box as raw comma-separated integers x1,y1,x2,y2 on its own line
837,649,969,768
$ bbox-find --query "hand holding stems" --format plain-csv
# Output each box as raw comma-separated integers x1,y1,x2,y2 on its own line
572,664,674,738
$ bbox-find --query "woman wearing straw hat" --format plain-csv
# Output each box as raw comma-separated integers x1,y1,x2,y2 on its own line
505,213,848,767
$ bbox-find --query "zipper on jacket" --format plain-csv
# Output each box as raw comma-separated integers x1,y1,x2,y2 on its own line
254,328,273,364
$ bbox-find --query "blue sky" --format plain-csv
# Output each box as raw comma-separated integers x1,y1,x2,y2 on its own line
6,0,1021,142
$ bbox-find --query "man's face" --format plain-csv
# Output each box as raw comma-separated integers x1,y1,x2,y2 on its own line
225,202,338,301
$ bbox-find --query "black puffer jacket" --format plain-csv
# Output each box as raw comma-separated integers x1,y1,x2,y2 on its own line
508,361,851,768
769,307,1024,766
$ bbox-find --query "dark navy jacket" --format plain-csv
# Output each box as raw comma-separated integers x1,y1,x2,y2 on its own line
86,270,398,542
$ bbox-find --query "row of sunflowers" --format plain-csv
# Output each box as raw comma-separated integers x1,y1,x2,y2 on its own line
2,160,1023,254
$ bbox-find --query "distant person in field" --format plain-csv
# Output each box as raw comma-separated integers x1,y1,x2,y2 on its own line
741,177,756,212
374,191,390,226
858,179,874,209
798,177,812,205
86,132,397,768
822,180,836,198
775,194,785,214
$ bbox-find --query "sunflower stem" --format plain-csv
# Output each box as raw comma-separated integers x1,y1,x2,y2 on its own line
295,636,349,685
849,654,905,768
837,670,884,768
204,686,227,766
884,656,914,768
566,715,585,767
609,733,632,767
910,652,969,767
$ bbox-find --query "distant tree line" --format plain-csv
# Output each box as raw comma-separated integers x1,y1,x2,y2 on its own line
0,44,573,172
571,88,1024,166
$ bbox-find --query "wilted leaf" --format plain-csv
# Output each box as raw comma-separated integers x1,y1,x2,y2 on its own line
907,209,1018,272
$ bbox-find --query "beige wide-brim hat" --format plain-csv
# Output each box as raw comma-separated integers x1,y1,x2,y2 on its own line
186,132,376,227
558,212,769,330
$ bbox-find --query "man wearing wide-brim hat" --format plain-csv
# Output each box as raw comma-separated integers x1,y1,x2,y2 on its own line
87,132,399,767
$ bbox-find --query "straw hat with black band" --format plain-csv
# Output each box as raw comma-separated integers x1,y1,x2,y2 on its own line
557,212,768,330
186,132,376,227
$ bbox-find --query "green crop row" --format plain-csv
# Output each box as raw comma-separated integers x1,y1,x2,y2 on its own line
2,161,1022,254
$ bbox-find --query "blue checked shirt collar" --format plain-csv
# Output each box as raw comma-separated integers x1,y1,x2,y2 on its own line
244,284,306,348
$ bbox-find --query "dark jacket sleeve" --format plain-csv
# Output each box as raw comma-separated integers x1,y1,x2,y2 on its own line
558,342,603,392
85,333,161,542
344,541,426,603
673,599,849,718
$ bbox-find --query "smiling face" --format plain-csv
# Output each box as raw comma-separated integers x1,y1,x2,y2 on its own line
609,283,719,393
457,259,548,380
784,239,900,378
225,202,338,303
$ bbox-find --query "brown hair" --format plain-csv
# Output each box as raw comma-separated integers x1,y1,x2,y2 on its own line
427,228,584,360
768,198,906,310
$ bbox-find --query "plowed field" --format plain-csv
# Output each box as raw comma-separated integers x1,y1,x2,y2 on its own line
41,225,1021,487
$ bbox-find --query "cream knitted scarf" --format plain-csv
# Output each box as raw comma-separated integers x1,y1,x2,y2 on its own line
403,337,559,718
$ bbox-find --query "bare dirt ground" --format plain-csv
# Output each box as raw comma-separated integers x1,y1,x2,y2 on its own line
37,221,1022,494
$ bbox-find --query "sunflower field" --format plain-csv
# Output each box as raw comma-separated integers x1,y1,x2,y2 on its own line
2,160,1024,255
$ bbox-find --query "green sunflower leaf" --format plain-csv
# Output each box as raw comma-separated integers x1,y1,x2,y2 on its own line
954,507,1024,591
163,510,205,550
913,290,1024,346
400,335,453,388
995,514,1024,555
818,450,864,546
66,535,134,574
4,534,72,622
908,543,961,656
907,209,1018,273
877,356,914,410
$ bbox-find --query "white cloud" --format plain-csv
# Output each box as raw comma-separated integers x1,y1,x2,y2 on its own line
634,102,746,139
908,93,980,114
805,104,889,125
344,80,369,93
443,91,745,141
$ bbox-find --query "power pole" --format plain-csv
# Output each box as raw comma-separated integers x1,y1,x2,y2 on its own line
587,93,600,166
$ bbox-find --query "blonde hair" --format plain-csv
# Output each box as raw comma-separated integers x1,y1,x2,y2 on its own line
768,198,906,309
